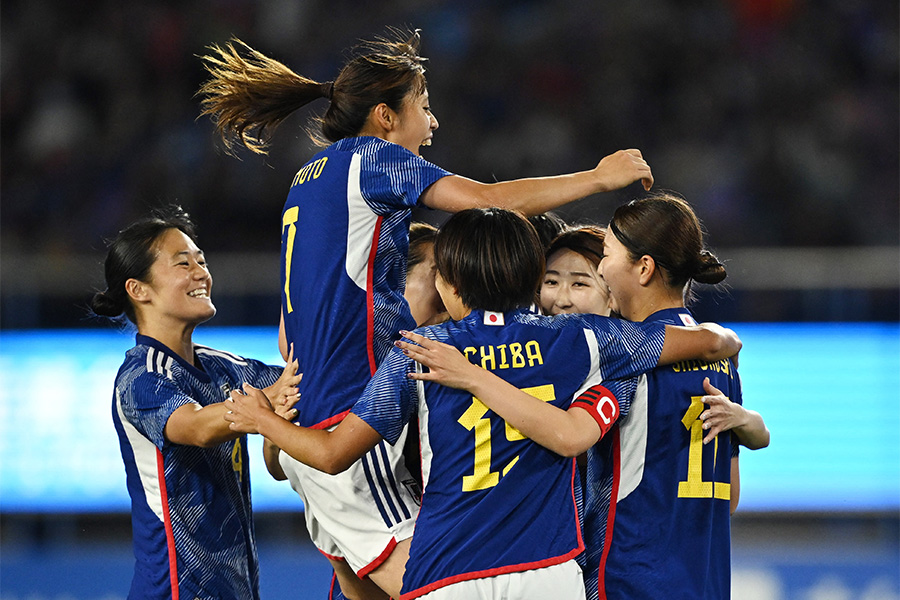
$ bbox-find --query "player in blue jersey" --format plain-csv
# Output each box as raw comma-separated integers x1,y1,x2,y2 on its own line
91,206,300,600
198,28,656,599
540,226,611,318
399,195,769,600
223,208,742,599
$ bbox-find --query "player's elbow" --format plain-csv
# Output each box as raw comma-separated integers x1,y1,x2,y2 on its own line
268,470,288,481
317,454,354,476
698,332,731,362
550,429,594,458
699,332,727,362
747,428,770,450
193,429,235,448
265,461,288,481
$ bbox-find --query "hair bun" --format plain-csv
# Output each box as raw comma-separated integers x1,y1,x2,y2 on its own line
90,290,124,318
693,250,727,284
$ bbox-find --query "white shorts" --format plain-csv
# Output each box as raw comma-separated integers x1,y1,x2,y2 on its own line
278,422,421,576
418,560,585,600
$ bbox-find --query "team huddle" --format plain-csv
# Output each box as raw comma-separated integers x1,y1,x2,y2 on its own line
93,28,769,600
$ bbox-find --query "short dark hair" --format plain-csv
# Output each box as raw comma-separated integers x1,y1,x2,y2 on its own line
528,211,567,253
91,205,198,324
434,208,544,312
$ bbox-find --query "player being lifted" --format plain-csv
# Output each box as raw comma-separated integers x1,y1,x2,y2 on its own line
198,27,653,599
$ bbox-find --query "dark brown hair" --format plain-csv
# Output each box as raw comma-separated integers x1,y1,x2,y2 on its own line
608,193,725,299
434,208,544,312
407,221,438,273
528,212,567,253
197,28,428,155
546,225,606,269
91,206,199,324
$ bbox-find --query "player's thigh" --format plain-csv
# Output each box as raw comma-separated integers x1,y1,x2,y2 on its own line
366,536,410,600
329,557,389,600
278,429,419,574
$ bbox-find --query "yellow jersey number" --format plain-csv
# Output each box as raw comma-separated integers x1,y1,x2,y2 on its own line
282,157,329,314
457,384,555,492
232,437,243,483
677,395,730,500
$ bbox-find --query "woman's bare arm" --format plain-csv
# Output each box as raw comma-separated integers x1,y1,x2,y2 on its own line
397,332,602,456
658,323,741,365
225,383,382,475
699,378,770,449
421,149,653,216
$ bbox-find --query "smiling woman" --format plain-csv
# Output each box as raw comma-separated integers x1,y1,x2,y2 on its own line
89,206,299,600
196,26,656,600
540,226,610,317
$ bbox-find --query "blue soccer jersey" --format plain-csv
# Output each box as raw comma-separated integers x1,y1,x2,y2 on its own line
112,334,281,600
280,136,451,429
583,309,742,600
350,308,667,600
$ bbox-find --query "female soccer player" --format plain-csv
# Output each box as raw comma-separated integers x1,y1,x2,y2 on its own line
399,195,769,600
91,206,299,600
405,222,446,327
224,207,742,599
197,28,654,598
540,225,611,317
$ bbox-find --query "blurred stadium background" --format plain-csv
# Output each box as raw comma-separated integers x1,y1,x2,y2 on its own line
1,1,897,598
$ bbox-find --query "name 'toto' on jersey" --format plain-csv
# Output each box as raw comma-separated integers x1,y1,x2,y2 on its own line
280,136,451,430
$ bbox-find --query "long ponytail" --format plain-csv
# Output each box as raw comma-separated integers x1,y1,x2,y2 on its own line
197,28,428,156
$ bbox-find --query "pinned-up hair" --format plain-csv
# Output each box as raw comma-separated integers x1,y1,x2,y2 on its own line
608,193,726,299
91,205,198,324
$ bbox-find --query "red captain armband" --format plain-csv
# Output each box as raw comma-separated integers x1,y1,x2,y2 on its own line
570,385,620,438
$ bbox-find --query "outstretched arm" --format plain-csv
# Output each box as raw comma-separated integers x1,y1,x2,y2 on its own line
421,149,653,216
658,323,741,366
396,332,603,457
699,378,769,449
165,402,241,448
164,349,301,450
225,384,382,475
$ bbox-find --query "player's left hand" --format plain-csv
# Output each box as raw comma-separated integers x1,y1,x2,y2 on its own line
395,330,479,390
698,377,747,444
224,383,274,434
263,343,301,421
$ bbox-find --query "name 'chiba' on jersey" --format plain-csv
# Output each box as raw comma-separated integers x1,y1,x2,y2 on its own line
351,308,667,599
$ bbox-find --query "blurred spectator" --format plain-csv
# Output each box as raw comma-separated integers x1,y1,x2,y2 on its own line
2,0,896,256
1,0,897,328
